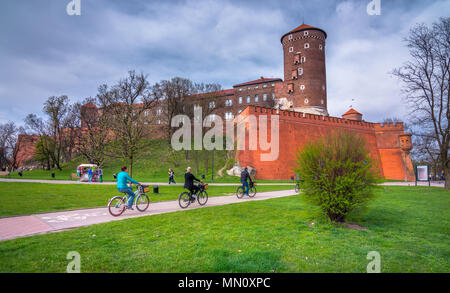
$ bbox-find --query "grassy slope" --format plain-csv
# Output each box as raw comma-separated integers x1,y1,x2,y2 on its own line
0,182,294,217
3,139,292,183
0,186,448,273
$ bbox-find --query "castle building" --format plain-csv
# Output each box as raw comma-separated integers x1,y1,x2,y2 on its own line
16,23,415,181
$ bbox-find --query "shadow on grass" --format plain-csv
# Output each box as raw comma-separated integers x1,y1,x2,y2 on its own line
210,249,283,273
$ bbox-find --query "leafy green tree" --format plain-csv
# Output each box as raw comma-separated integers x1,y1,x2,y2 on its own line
295,130,379,222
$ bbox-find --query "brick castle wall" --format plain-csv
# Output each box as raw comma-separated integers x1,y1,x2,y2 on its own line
236,106,415,181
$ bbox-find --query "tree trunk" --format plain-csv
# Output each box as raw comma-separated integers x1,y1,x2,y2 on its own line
130,156,134,178
445,165,450,190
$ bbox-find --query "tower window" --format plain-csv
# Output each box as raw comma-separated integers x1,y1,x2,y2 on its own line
301,56,306,63
304,98,309,104
298,68,303,76
288,83,294,93
300,85,305,90
209,101,215,109
288,34,293,40
263,93,267,101
247,96,251,103
304,31,309,36
319,44,323,50
239,96,243,104
294,53,300,64
225,99,233,107
254,95,259,102
289,47,294,53
304,43,310,49
291,69,298,80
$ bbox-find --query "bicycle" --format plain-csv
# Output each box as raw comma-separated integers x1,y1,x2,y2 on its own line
294,180,303,193
108,184,150,216
178,182,209,208
236,181,256,198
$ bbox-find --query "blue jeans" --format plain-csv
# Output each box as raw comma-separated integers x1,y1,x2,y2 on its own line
241,181,249,195
118,187,135,207
169,177,176,184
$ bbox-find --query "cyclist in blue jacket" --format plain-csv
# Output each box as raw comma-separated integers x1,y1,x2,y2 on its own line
117,166,140,210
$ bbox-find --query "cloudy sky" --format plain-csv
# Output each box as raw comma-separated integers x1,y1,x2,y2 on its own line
0,0,449,125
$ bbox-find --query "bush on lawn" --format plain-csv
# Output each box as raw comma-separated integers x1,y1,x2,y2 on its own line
295,130,379,222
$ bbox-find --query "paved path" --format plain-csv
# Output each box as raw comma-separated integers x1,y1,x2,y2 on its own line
0,178,293,186
0,189,298,242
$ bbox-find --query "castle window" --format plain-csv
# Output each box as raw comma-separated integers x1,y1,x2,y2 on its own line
225,99,233,107
254,95,259,102
289,46,294,53
247,96,251,103
291,69,298,80
239,96,243,104
271,83,275,87
263,84,267,88
288,34,293,40
263,93,267,101
144,110,149,117
298,68,303,76
304,43,310,49
247,87,251,90
225,112,234,120
301,56,306,63
238,88,242,91
304,98,309,104
319,44,323,50
209,101,215,109
254,85,259,89
304,31,309,36
300,85,305,90
288,83,294,93
294,53,300,64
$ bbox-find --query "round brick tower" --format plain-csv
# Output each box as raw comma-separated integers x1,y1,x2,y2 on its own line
280,24,328,115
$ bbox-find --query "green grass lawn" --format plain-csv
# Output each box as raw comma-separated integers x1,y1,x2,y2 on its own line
0,186,448,273
0,182,294,217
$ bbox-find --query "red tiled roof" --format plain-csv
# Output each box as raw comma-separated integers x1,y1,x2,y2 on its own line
281,23,327,41
343,108,362,116
288,24,317,33
190,88,234,99
233,77,282,88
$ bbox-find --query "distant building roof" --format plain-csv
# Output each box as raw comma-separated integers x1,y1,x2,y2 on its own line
343,108,362,116
233,77,282,88
281,23,327,42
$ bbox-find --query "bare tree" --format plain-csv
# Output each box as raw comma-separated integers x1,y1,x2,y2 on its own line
97,70,159,176
73,98,109,167
392,17,450,190
0,122,24,171
152,77,196,142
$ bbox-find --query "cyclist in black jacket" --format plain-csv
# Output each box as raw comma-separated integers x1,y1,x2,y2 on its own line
240,167,253,196
184,167,201,198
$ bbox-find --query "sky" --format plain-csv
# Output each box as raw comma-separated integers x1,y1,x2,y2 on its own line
0,0,449,125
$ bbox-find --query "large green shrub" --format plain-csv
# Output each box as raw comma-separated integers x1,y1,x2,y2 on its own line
295,130,378,222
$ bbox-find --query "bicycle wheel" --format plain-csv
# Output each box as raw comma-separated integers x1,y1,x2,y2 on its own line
136,194,150,212
179,192,191,209
249,187,257,197
295,184,300,193
108,196,126,216
197,191,208,206
236,186,244,198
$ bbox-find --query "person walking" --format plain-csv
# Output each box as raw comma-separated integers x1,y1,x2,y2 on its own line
99,168,103,183
88,168,93,183
240,167,253,197
168,168,176,184
117,166,140,210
